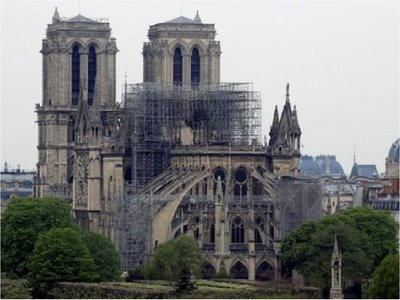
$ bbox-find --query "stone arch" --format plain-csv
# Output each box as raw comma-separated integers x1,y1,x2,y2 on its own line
68,40,85,52
202,261,216,279
188,41,207,56
255,260,275,281
170,42,189,56
86,40,102,53
151,170,210,248
230,260,248,279
250,167,277,197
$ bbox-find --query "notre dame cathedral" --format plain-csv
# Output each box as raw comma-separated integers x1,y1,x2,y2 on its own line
34,8,322,280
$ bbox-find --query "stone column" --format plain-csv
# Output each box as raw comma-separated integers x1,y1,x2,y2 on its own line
80,50,88,99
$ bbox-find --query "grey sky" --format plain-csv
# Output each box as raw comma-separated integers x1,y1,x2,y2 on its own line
1,0,399,175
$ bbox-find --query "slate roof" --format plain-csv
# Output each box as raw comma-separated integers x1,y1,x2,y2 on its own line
315,155,345,176
388,138,399,162
349,164,379,179
67,14,96,23
299,155,322,177
165,16,198,24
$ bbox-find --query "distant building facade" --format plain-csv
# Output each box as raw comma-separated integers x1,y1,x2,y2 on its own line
1,162,35,200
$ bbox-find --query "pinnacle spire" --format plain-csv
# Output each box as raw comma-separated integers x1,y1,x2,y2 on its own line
52,7,60,23
194,10,202,23
334,234,338,252
268,105,280,146
291,105,300,131
286,82,290,103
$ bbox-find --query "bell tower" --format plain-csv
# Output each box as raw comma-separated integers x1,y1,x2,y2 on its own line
35,7,118,202
143,11,221,86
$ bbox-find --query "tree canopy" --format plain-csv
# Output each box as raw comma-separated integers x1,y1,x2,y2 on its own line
1,197,76,278
368,253,399,299
143,236,205,281
28,227,99,298
281,207,398,296
82,230,121,282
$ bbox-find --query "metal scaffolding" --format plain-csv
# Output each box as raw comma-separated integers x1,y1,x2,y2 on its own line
115,82,262,270
116,194,174,270
121,82,262,189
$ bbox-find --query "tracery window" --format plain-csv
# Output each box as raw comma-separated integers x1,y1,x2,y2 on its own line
231,216,245,243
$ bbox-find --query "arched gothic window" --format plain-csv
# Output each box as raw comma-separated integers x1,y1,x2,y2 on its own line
87,45,97,105
71,45,80,105
231,217,245,243
191,48,200,86
173,47,183,85
230,261,248,279
209,223,215,243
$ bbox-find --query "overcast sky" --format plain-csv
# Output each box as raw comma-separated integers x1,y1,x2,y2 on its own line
1,0,399,175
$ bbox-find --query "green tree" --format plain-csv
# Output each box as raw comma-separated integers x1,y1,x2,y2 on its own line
82,230,121,281
1,197,76,278
281,207,398,297
368,253,399,299
143,236,205,281
28,227,99,297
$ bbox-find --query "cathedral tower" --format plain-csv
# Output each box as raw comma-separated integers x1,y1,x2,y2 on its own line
268,83,302,176
143,11,221,86
35,8,121,236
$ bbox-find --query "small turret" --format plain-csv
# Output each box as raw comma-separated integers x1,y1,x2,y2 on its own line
52,7,60,24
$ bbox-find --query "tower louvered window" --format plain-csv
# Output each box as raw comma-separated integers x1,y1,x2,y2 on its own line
173,47,182,85
191,48,200,86
71,45,80,105
88,46,97,105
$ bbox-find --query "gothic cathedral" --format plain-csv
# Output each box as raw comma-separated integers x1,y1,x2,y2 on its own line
35,8,323,280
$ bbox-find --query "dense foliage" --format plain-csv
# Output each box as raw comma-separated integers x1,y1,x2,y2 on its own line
368,253,399,299
82,230,121,281
143,236,205,281
28,227,99,297
51,280,320,299
1,197,76,278
1,279,32,299
281,207,398,296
